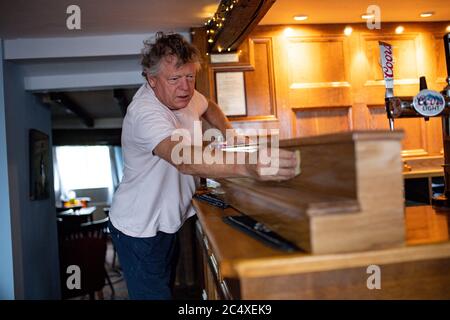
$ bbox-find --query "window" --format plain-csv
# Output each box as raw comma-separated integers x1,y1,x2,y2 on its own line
55,146,113,191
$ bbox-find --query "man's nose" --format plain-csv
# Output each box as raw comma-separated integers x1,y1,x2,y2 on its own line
179,77,190,90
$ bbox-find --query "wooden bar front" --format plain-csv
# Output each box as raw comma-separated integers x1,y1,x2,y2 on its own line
193,130,450,299
193,200,450,299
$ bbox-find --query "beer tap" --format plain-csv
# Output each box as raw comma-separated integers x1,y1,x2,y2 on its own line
380,33,450,209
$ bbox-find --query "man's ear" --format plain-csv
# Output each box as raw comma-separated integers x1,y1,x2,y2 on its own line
147,75,157,88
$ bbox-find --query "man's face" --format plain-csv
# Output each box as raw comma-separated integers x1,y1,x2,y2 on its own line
147,56,197,110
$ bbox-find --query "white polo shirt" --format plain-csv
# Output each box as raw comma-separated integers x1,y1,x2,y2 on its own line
109,83,208,237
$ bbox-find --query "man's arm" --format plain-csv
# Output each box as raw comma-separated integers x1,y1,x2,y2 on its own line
153,136,298,181
202,99,233,136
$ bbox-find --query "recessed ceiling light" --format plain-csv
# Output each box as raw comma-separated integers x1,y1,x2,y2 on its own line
361,13,375,19
344,26,353,36
283,27,295,37
395,25,405,34
293,15,308,21
420,12,434,18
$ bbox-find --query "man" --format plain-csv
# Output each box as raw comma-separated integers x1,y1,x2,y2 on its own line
108,32,298,299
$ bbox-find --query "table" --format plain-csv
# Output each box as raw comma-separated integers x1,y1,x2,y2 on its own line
57,206,96,223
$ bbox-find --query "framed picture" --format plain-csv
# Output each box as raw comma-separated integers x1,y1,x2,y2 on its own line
29,129,50,200
215,71,247,117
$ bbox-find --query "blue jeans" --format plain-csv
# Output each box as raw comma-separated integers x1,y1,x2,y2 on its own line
108,221,179,300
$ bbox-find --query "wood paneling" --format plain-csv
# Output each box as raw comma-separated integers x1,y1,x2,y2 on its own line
368,105,444,156
245,38,276,117
435,33,448,86
287,36,352,108
193,22,449,159
294,107,351,137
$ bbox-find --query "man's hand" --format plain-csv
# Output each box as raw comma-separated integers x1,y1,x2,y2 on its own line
245,148,299,181
154,136,300,181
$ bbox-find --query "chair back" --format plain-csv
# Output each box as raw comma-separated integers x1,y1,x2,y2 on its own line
58,217,109,299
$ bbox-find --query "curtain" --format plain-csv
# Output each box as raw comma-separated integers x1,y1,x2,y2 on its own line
109,146,123,193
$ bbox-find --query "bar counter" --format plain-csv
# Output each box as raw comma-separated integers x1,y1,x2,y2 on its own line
193,199,450,299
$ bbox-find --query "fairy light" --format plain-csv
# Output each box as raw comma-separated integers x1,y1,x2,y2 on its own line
204,0,241,53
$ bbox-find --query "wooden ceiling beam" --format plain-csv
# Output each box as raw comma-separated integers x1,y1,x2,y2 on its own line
113,89,129,117
46,92,95,128
207,0,276,53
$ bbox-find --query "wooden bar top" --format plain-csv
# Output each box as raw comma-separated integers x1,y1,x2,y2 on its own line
403,169,443,179
193,199,450,279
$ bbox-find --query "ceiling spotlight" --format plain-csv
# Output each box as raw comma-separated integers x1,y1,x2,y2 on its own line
293,15,308,21
361,13,375,19
395,25,404,34
344,26,353,36
420,12,434,18
283,27,295,37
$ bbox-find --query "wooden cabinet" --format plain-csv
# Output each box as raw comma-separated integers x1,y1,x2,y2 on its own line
195,218,236,300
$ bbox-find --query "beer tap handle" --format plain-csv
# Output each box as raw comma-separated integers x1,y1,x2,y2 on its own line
419,76,428,90
379,41,395,130
419,76,430,121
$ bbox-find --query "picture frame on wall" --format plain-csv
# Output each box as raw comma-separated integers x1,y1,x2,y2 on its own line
29,129,50,200
215,71,247,117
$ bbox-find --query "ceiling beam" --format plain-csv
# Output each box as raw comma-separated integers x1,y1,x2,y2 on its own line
206,0,276,53
45,93,95,128
113,89,130,117
52,129,121,146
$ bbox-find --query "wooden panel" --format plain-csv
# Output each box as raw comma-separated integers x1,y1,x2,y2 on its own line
294,107,351,137
434,33,448,86
287,37,351,108
368,106,444,157
288,38,347,83
368,105,430,156
425,117,444,155
240,258,450,299
245,38,276,117
366,106,390,130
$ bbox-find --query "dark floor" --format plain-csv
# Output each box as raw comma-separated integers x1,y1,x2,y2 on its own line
71,240,201,300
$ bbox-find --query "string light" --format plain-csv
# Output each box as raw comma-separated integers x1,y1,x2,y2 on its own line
204,0,240,52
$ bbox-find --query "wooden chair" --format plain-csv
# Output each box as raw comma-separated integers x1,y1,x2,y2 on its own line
57,217,115,299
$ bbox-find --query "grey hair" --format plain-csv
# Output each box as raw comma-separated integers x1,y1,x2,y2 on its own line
141,32,201,77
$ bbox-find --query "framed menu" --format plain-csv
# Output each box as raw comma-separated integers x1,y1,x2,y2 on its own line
215,71,247,117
